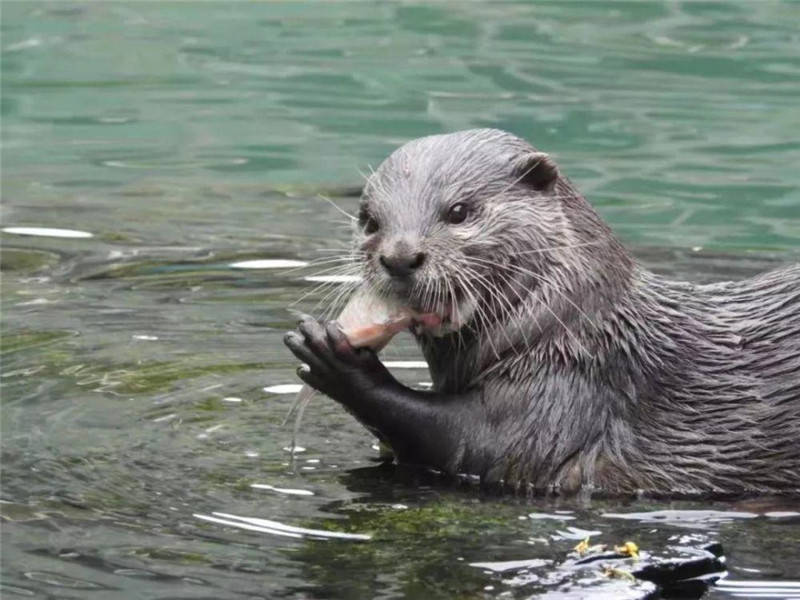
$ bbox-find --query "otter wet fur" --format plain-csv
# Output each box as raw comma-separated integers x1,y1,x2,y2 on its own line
284,129,800,497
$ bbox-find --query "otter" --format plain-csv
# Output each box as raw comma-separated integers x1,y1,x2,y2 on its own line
284,129,800,496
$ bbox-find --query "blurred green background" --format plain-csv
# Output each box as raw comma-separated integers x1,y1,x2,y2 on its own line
3,1,799,250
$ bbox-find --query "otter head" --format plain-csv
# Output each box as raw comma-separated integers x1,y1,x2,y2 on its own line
355,128,593,335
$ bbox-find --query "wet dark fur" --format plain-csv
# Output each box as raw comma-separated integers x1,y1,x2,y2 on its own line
286,129,800,496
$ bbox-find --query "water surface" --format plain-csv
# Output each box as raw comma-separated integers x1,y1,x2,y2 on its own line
2,2,799,599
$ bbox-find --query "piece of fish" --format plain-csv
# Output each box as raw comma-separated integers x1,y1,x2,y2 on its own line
286,289,440,452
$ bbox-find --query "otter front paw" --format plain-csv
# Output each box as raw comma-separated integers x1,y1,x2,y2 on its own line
283,315,395,406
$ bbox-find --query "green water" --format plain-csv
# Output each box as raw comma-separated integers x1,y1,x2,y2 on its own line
1,2,799,599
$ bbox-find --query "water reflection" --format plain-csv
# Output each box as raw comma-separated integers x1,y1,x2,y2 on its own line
603,509,759,527
194,512,371,541
264,383,303,394
251,483,315,496
304,275,362,283
230,258,308,269
2,226,93,238
469,558,551,572
715,579,800,599
527,512,576,521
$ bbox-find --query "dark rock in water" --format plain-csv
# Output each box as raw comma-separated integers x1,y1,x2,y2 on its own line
565,541,724,599
633,542,725,598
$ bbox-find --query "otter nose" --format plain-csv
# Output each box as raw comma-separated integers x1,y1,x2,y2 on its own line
379,251,426,278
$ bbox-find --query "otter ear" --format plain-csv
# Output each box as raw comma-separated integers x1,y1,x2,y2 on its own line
511,152,559,193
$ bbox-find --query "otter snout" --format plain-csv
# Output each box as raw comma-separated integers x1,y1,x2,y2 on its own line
379,250,426,278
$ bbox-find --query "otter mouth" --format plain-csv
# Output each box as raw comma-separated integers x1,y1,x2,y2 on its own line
408,289,477,337
372,275,477,337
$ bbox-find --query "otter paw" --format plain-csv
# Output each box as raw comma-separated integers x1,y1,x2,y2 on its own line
283,315,392,402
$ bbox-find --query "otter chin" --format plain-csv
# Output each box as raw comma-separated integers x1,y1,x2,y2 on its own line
284,128,800,497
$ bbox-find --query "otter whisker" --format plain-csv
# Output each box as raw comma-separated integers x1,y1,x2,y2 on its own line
466,281,510,360
466,253,601,336
317,194,356,221
515,240,604,255
323,280,363,321
463,264,535,360
483,166,537,204
465,264,535,357
290,263,362,310
529,293,591,360
455,269,503,361
491,258,603,335
314,271,361,314
290,277,345,309
299,276,358,317
449,271,474,356
315,280,362,321
314,248,365,254
441,264,473,356
487,266,546,340
459,255,536,333
281,256,359,276
360,164,397,206
442,271,466,356
292,259,361,279
462,255,592,359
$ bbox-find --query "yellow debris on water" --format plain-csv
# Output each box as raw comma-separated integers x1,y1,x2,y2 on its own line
614,541,640,560
573,536,606,556
574,537,590,555
602,566,636,582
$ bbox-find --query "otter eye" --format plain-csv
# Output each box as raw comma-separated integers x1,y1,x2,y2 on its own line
364,217,379,234
358,208,379,234
446,203,469,225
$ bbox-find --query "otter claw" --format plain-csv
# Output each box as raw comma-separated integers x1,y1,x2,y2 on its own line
285,330,331,375
325,321,358,361
298,317,329,351
296,313,313,327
